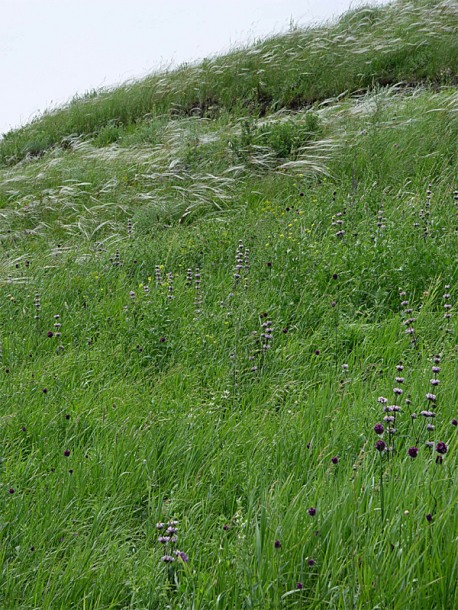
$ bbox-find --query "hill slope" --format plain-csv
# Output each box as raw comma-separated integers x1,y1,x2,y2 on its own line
0,1,457,609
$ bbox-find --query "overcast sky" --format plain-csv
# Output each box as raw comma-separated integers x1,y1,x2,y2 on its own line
1,0,391,135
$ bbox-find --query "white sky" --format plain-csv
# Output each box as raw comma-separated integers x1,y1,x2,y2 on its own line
0,0,391,135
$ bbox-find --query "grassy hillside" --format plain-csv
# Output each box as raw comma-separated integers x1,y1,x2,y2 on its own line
1,0,457,165
1,1,458,609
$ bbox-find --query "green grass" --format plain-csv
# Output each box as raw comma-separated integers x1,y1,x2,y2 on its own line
0,0,458,608
1,0,457,165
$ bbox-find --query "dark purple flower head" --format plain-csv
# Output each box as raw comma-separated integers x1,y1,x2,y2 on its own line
158,536,170,544
435,442,448,455
331,456,339,464
375,439,386,452
296,582,303,590
407,446,419,459
393,388,403,395
223,524,230,531
8,488,15,494
47,331,54,338
374,422,384,435
451,419,458,427
426,393,436,402
307,507,316,517
308,559,315,566
159,337,167,343
314,350,320,355
64,449,71,457
378,397,388,404
156,522,165,530
274,539,282,549
426,513,433,523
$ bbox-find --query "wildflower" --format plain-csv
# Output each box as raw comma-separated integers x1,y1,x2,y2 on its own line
426,393,436,402
175,550,189,562
47,331,53,338
331,456,339,464
158,536,171,544
435,442,448,455
156,522,165,530
451,419,457,426
430,379,440,386
374,423,384,435
308,559,315,566
407,447,419,459
307,507,316,517
426,514,433,523
296,582,303,589
9,488,15,494
161,555,175,563
375,439,386,452
64,450,71,457
378,397,388,404
274,540,282,549
393,388,403,395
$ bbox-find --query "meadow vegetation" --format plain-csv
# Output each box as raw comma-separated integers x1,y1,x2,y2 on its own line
0,0,457,608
